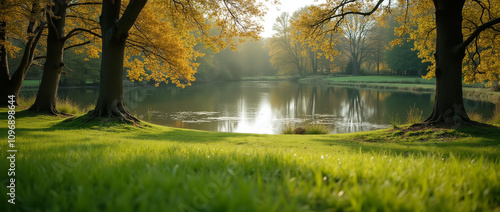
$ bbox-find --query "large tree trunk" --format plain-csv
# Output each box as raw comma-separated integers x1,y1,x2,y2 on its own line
30,0,68,115
85,0,146,123
424,0,473,125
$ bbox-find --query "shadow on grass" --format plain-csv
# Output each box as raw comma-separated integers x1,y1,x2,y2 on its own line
314,126,500,161
132,128,262,143
10,113,260,144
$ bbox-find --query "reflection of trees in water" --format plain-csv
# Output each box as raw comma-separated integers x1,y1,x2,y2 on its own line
284,86,392,132
217,120,237,133
28,81,496,133
344,89,364,127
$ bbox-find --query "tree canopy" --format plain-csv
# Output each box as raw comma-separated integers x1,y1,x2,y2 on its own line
294,0,500,125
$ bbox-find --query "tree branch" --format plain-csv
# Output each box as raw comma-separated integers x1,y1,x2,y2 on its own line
68,1,101,8
312,0,385,30
64,41,93,51
34,56,46,60
458,17,500,52
116,0,148,36
64,27,101,41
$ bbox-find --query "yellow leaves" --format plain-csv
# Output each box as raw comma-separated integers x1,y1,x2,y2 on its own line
120,0,269,88
394,0,500,85
87,45,101,58
125,59,147,82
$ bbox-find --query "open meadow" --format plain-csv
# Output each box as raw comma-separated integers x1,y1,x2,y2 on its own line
1,108,499,211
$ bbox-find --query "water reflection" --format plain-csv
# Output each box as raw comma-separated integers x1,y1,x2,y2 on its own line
21,81,497,134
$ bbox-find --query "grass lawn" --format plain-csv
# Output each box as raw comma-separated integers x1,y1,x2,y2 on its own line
1,108,500,211
240,76,286,81
327,76,436,84
21,80,41,88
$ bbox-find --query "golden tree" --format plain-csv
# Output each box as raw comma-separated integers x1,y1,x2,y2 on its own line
0,0,48,106
297,0,500,126
86,0,270,123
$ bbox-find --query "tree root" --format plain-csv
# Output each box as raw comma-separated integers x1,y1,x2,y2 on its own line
28,105,73,117
410,114,492,130
84,100,140,126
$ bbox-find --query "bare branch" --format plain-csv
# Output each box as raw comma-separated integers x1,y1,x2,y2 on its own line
64,27,101,41
33,55,46,60
68,1,101,8
312,0,385,30
64,40,93,51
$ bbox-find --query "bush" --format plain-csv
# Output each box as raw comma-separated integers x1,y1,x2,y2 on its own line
18,95,92,115
280,122,296,134
407,105,424,124
467,112,485,123
57,97,85,114
388,114,402,129
280,123,330,135
304,124,330,134
294,127,306,134
17,95,36,106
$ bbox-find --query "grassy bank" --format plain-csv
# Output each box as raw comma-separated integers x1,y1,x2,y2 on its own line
299,76,500,103
1,108,500,211
240,76,291,81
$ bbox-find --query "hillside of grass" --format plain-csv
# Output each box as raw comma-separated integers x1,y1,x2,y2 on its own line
1,109,500,211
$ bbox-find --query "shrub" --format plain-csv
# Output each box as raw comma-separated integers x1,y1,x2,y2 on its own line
57,97,83,114
280,122,295,134
281,122,330,135
17,95,36,107
491,110,500,125
294,127,306,134
407,105,424,124
304,124,330,134
388,114,402,129
467,112,485,123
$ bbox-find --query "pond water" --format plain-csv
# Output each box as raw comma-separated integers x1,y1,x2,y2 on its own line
22,81,497,134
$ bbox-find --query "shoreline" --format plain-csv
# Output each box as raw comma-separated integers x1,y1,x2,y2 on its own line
298,76,500,104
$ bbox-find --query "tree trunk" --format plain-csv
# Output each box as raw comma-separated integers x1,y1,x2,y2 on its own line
0,17,44,106
376,51,380,75
352,59,360,76
30,0,68,115
85,0,146,123
424,0,473,125
0,17,12,105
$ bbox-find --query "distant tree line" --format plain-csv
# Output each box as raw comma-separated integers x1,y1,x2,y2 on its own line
267,6,430,77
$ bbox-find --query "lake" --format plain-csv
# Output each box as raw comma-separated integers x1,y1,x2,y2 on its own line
22,81,497,134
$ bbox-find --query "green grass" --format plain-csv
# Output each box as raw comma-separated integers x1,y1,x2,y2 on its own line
240,76,286,81
1,109,500,211
327,76,436,84
17,96,93,115
21,79,41,88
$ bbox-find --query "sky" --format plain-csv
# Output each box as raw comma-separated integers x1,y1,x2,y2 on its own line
259,0,326,38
